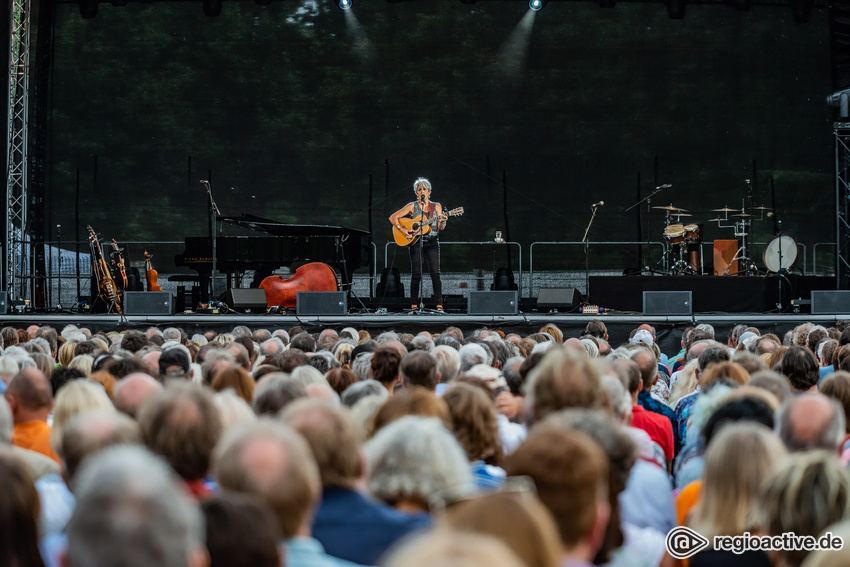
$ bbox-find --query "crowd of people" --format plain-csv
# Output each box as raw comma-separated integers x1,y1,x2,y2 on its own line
3,318,850,567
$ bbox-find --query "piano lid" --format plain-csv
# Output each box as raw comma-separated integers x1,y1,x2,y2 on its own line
218,214,370,238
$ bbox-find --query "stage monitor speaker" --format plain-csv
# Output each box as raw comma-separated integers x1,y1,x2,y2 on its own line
224,288,268,313
643,291,692,315
468,291,518,315
124,291,172,315
811,290,850,315
537,287,581,312
713,239,739,276
297,291,347,316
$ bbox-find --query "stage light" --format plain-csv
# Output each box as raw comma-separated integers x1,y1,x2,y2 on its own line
529,0,544,10
339,0,352,9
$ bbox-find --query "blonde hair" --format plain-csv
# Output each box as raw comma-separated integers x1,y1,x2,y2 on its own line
58,341,77,366
50,379,115,454
68,354,94,377
668,359,699,408
691,422,786,540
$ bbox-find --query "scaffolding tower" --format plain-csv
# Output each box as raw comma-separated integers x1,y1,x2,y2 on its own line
6,0,31,302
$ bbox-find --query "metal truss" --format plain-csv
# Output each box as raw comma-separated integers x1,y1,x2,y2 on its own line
6,0,31,301
836,126,850,289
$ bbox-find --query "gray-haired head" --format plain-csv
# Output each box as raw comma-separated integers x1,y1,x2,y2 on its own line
364,415,473,510
410,335,435,353
251,374,307,417
340,379,388,407
351,351,374,381
162,328,182,342
413,177,432,193
66,445,204,567
458,343,489,372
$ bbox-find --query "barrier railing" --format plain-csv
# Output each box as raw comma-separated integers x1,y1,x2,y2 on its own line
529,241,667,297
385,241,523,297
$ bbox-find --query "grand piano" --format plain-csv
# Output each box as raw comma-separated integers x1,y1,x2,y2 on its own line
174,214,372,298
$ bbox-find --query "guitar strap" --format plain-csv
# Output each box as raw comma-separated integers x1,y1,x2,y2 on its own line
428,203,435,217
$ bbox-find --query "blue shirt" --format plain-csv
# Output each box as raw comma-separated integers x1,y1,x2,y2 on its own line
638,390,680,453
284,536,371,567
312,488,429,566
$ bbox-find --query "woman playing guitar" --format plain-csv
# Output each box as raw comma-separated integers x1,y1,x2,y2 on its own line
389,177,449,312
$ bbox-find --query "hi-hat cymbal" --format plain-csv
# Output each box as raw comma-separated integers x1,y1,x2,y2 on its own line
711,207,737,212
653,204,687,211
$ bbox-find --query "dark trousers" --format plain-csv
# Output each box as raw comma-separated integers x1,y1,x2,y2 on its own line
409,241,442,305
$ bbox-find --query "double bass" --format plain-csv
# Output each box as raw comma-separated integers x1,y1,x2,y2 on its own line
259,262,338,309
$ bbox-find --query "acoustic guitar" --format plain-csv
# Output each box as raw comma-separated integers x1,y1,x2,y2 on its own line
393,207,464,247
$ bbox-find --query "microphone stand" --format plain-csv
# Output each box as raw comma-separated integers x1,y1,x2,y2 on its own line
201,180,221,304
582,204,601,303
625,185,668,274
414,196,426,313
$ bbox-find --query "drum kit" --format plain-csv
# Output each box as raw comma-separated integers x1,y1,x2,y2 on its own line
654,202,796,276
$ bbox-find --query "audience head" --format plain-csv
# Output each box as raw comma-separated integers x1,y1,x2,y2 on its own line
213,420,321,538
66,445,206,567
762,451,850,567
138,382,223,482
365,415,472,512
0,448,44,567
280,400,363,489
442,489,562,567
777,393,845,453
399,351,439,391
525,348,602,423
201,493,280,567
504,424,610,558
112,372,163,418
782,346,821,392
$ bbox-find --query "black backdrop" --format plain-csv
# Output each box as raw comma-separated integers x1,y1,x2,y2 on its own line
44,0,833,274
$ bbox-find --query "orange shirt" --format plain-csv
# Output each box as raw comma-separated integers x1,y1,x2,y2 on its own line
12,420,60,464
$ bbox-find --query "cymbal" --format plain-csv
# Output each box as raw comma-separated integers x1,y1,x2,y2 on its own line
706,217,725,222
672,213,692,217
711,207,736,212
752,206,772,210
734,213,753,218
652,204,687,212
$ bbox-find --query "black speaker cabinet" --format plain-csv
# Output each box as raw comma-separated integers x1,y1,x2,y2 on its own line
297,291,347,315
0,291,7,315
643,291,692,315
468,291,518,315
811,290,850,315
123,291,172,315
537,287,581,312
225,288,268,313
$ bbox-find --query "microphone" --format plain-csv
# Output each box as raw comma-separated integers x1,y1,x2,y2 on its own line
592,200,604,207
656,184,672,189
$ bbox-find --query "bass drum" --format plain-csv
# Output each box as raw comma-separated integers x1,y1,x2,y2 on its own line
762,235,798,273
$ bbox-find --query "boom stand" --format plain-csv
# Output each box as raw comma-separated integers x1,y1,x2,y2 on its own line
201,180,222,303
582,204,601,302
